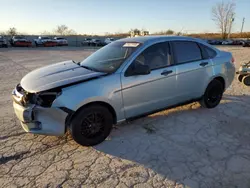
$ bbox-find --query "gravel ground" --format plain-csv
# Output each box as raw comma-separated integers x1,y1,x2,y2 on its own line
0,46,250,188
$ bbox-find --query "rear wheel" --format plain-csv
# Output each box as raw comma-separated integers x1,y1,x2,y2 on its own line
242,75,250,86
199,80,223,108
70,105,113,146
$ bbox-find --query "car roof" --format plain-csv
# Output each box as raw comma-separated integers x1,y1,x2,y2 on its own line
117,35,204,44
117,35,220,53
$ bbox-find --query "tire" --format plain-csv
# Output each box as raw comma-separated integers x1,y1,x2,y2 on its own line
199,79,223,108
70,105,113,146
237,74,245,82
242,75,250,86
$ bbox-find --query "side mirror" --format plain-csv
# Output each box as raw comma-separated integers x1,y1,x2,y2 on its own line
132,62,151,75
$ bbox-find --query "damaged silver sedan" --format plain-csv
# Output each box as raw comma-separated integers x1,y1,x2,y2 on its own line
12,36,235,146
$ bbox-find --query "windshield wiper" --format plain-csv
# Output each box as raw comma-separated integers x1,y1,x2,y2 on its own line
81,65,98,72
72,60,81,66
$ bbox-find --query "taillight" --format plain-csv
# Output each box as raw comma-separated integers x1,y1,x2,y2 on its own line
231,56,235,63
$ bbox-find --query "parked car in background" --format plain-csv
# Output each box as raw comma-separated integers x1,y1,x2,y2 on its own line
12,36,235,146
90,39,104,46
207,39,222,45
242,40,250,47
10,36,32,47
222,40,233,45
54,37,68,46
104,38,114,45
232,40,243,45
34,36,57,47
0,36,8,48
81,38,92,46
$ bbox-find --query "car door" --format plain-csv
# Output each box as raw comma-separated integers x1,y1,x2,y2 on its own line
121,41,178,118
170,40,213,101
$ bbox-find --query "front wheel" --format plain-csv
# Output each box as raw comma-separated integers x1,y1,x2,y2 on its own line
70,105,113,146
199,80,223,108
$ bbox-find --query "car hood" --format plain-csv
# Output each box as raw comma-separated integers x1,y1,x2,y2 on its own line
20,60,107,93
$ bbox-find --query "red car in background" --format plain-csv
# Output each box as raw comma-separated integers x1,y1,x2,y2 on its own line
34,36,57,47
10,36,32,47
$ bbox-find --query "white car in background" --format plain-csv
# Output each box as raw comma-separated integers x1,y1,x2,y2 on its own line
34,36,57,47
54,37,68,46
222,40,233,45
104,38,114,45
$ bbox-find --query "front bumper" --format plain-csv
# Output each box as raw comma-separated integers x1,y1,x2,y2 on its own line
13,100,68,136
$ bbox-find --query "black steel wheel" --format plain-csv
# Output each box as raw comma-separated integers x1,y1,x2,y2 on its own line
237,74,245,82
242,75,250,86
70,105,113,146
199,80,223,108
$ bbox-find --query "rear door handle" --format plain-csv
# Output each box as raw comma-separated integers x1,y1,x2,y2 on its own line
161,70,173,76
200,62,208,67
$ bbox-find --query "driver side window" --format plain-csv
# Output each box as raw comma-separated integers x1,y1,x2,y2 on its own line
125,42,170,76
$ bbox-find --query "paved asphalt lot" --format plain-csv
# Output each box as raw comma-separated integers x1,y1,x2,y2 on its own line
0,46,250,188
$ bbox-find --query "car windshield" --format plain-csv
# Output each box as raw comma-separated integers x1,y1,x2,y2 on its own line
80,41,141,73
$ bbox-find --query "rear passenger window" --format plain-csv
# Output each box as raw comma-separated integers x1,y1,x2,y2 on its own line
200,44,217,59
172,41,202,64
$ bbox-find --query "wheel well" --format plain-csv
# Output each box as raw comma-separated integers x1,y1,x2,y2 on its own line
67,101,117,127
214,76,225,91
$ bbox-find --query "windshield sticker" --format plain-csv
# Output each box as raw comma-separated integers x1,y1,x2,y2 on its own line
123,43,140,47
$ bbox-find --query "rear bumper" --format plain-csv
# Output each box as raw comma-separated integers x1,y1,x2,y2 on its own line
225,63,236,89
13,101,68,136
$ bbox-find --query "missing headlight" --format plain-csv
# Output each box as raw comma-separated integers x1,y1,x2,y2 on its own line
36,91,61,107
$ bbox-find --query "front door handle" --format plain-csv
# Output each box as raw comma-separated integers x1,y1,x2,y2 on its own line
161,70,173,76
200,62,208,67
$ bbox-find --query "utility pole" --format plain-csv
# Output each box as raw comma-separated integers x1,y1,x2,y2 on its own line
241,17,245,36
228,13,235,39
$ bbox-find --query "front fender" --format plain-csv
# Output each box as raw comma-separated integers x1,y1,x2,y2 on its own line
51,74,125,122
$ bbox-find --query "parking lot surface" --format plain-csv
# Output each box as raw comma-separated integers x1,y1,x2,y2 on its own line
0,46,250,188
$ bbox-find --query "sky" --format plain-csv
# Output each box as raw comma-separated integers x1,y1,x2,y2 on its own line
0,0,249,35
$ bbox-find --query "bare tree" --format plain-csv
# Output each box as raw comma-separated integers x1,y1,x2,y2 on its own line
153,29,175,35
41,30,52,35
212,1,235,39
0,31,6,35
55,25,77,35
7,27,17,36
66,29,77,35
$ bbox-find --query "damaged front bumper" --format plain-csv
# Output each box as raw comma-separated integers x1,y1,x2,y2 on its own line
12,85,68,136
